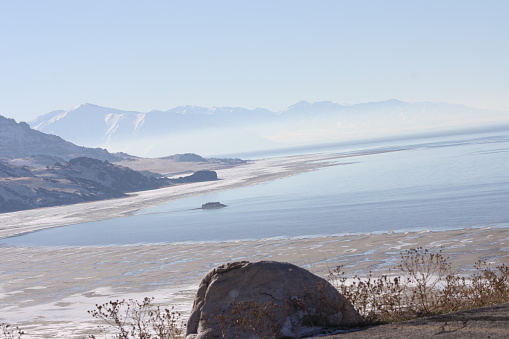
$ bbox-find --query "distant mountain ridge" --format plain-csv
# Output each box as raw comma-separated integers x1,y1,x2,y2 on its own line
28,100,509,157
31,103,278,146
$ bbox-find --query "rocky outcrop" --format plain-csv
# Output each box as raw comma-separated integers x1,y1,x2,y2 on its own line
186,261,362,339
52,157,165,194
170,170,218,184
201,202,226,209
0,157,168,213
0,161,33,178
0,158,223,213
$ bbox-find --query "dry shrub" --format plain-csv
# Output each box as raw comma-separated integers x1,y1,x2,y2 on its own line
329,247,509,324
1,323,24,339
464,259,509,308
87,297,186,339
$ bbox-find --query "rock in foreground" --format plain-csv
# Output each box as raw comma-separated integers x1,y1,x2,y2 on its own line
186,261,361,339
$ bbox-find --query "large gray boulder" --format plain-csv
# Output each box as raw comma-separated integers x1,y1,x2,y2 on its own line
186,261,361,339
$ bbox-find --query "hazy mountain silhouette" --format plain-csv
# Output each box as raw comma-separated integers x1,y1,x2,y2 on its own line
28,100,509,157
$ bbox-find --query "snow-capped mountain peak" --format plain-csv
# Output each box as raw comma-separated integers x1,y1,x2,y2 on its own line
26,100,509,157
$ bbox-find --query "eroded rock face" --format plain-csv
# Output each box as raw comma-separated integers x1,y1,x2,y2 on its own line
186,261,361,339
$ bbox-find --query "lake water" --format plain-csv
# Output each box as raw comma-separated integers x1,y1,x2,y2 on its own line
2,130,509,247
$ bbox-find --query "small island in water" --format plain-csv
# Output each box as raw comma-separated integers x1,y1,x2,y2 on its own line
201,202,227,209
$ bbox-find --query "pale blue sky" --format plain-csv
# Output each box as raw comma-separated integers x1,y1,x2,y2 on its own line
1,0,508,121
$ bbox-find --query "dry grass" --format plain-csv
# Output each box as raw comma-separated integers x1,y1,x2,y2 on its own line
0,323,23,339
86,297,186,339
328,247,509,324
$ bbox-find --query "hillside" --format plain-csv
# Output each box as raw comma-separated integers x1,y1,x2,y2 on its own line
0,114,124,166
0,116,228,213
0,157,220,213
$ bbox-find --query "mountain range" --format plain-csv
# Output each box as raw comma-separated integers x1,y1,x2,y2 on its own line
29,100,509,157
2,98,509,213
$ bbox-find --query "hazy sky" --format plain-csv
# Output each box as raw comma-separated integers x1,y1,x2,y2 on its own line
1,1,508,122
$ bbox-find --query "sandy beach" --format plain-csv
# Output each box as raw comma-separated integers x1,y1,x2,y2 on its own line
1,153,508,338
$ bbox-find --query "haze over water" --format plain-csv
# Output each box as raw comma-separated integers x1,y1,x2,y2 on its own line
3,130,509,247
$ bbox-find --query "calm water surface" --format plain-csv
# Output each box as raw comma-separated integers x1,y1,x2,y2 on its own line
3,131,509,246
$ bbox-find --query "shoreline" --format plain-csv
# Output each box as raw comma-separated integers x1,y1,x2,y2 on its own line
0,152,339,240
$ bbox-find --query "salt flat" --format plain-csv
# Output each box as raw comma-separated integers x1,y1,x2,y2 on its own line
1,227,507,338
